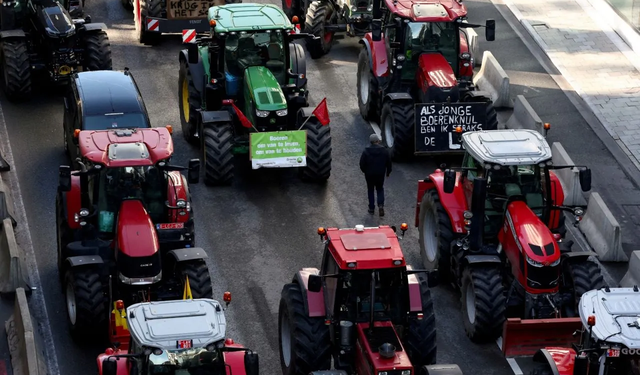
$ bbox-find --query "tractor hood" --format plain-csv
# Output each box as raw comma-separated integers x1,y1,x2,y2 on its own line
418,53,457,89
243,66,287,111
504,201,560,266
37,2,76,37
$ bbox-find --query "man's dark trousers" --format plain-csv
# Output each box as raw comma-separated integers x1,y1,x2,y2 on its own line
366,174,385,210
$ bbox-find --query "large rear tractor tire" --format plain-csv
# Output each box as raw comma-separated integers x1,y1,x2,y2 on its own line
380,101,414,161
485,102,498,130
562,259,605,317
460,266,506,342
56,193,74,282
135,0,162,45
203,123,234,186
419,189,454,283
357,48,380,122
299,117,331,182
529,365,554,375
82,31,112,71
405,274,437,367
304,1,334,59
64,267,108,341
178,60,201,145
279,282,331,375
1,39,31,101
178,259,213,299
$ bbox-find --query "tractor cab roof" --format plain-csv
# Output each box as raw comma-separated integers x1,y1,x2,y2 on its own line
127,299,227,351
385,0,467,22
579,288,640,349
74,70,147,118
462,129,552,166
78,127,173,168
208,3,294,33
326,225,406,270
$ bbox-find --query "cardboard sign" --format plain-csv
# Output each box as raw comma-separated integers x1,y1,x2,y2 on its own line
167,0,223,19
414,102,488,153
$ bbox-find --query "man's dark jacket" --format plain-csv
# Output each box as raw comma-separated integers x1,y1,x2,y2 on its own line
360,144,392,177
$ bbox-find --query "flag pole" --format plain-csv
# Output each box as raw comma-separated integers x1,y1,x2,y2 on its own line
297,115,312,131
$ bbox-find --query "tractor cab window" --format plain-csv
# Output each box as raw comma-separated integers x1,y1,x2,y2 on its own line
462,153,484,180
224,30,286,83
486,164,544,216
148,347,217,374
402,21,458,80
83,112,148,130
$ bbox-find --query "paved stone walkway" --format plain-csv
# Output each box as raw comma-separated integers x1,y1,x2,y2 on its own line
502,0,640,170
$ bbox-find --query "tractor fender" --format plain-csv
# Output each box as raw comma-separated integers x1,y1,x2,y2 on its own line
200,110,232,125
179,50,205,96
415,171,469,233
462,255,502,267
561,251,598,261
406,265,423,312
384,92,413,103
293,268,326,318
548,171,565,230
532,348,577,375
82,23,108,32
297,106,315,120
61,174,82,230
359,33,389,78
97,350,128,375
289,43,307,88
167,247,208,262
0,29,25,39
222,350,247,375
462,90,492,102
66,255,103,268
166,171,190,223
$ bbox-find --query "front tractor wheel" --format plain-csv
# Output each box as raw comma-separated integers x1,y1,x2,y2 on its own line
357,48,379,122
178,60,201,145
380,101,414,161
304,1,334,59
299,117,331,182
203,123,235,186
279,282,331,375
1,39,31,101
419,189,454,283
64,267,108,341
461,266,506,342
562,259,605,316
82,31,113,71
178,260,213,299
405,275,437,366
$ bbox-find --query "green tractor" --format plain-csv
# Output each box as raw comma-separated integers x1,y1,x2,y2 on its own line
178,4,332,186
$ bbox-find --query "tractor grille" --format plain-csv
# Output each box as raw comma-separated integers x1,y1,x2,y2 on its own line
526,264,559,289
366,326,401,352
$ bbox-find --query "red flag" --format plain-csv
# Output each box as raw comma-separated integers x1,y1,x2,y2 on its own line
312,98,330,126
230,101,253,129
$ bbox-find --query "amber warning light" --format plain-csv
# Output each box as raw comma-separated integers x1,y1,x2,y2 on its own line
544,123,551,130
292,15,299,23
400,223,408,231
588,315,596,326
223,291,232,304
318,227,326,235
455,126,462,133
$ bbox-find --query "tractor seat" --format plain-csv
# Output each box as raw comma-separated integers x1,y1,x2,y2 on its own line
266,43,285,84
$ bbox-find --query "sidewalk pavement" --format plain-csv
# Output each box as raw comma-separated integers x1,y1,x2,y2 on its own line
498,0,640,174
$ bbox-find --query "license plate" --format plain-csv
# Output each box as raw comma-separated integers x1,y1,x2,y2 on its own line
157,223,184,230
177,339,192,349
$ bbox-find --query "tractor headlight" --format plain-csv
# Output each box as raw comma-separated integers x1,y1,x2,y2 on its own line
401,371,411,375
550,258,560,267
351,5,357,11
461,52,471,60
256,110,269,118
276,109,288,117
176,199,187,208
526,257,544,268
367,5,373,11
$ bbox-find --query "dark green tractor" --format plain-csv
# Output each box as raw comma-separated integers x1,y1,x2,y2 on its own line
178,3,331,186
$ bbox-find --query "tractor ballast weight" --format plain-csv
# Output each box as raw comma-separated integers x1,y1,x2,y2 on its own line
0,0,112,101
178,4,332,186
415,129,606,343
357,0,499,160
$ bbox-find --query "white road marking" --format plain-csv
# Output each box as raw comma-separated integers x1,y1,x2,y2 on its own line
369,121,381,137
507,358,524,375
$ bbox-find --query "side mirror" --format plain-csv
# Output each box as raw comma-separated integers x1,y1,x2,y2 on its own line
187,44,199,65
443,169,456,194
371,19,382,42
244,351,259,375
485,19,496,41
59,165,72,192
308,274,322,293
427,270,439,287
102,358,117,375
188,159,200,184
579,168,591,192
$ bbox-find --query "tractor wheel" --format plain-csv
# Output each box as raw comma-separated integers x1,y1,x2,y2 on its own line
529,365,554,375
135,0,162,45
178,60,201,145
202,122,234,186
178,260,213,299
405,274,437,367
357,47,380,122
380,101,414,161
304,1,334,59
419,189,454,283
56,193,74,282
562,259,605,317
460,266,506,342
1,39,31,101
485,101,498,130
279,282,331,375
64,267,108,341
299,117,331,182
82,31,112,71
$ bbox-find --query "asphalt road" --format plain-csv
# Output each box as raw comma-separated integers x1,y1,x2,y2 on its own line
2,0,640,375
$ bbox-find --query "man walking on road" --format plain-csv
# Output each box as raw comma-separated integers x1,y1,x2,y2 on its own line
360,134,392,216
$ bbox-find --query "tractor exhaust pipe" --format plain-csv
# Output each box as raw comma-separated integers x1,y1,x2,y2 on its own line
371,0,382,41
340,321,354,346
369,271,376,334
469,177,487,251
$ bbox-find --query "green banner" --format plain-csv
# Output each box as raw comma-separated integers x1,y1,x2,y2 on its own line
250,130,307,169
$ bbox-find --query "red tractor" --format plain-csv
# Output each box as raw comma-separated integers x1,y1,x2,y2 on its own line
357,0,498,160
415,129,606,343
98,297,261,375
56,126,213,345
278,224,454,375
